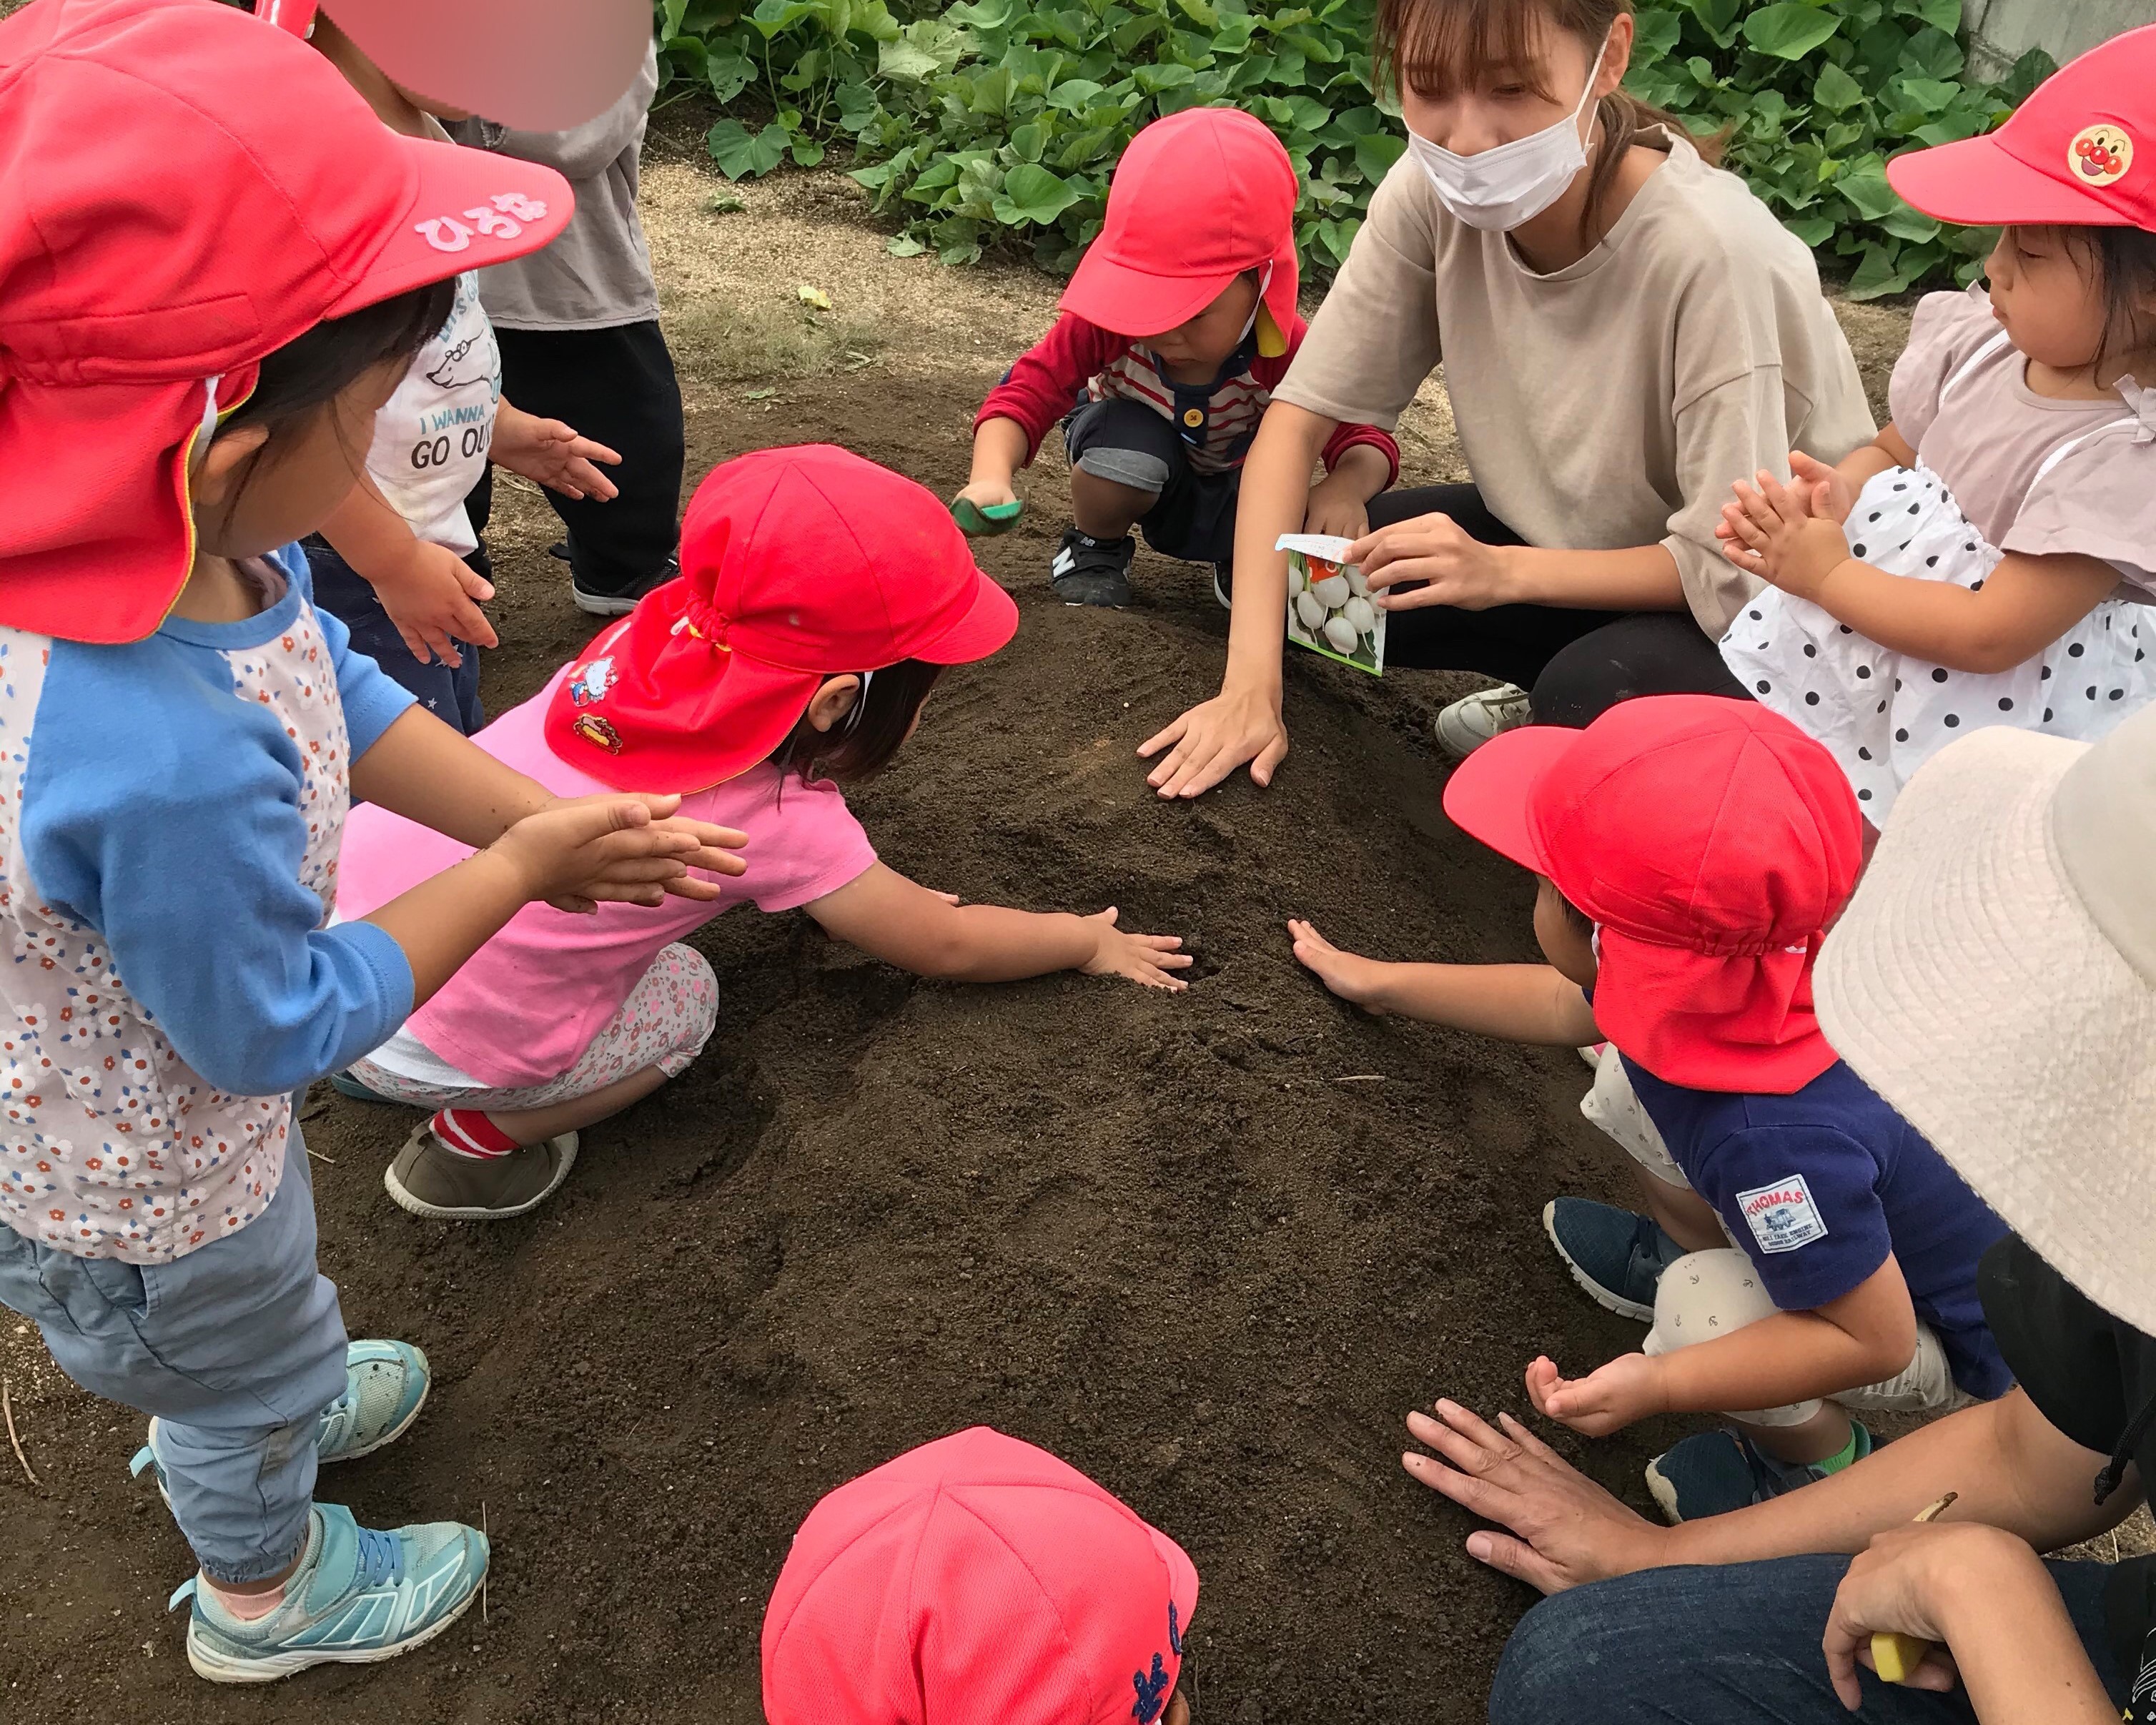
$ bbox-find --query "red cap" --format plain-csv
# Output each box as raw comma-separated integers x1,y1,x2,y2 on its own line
0,0,571,645
1888,24,2156,228
1443,697,1864,1094
762,1428,1200,1725
1060,107,1300,342
545,446,1017,793
257,0,656,132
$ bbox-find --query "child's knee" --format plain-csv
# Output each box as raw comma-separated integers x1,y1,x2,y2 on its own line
1647,1248,1776,1353
1072,446,1171,498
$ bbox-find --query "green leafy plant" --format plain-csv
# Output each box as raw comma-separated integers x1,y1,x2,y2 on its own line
1625,0,2053,297
658,0,2051,296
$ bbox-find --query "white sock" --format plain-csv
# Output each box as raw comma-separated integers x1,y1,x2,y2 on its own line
202,1575,283,1621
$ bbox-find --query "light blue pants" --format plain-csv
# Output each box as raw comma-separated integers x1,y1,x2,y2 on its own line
0,1130,347,1583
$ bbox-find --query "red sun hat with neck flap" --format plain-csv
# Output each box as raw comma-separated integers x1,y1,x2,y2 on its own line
0,0,573,646
1886,23,2156,228
761,1427,1199,1725
1443,697,1866,1094
545,445,1019,794
1060,105,1300,352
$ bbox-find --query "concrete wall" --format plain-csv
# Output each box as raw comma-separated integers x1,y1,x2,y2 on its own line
1966,0,2156,76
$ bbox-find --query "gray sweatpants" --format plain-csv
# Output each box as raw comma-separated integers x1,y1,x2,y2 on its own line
0,1135,347,1583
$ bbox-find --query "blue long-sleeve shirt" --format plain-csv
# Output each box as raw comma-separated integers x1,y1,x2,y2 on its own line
0,545,415,1263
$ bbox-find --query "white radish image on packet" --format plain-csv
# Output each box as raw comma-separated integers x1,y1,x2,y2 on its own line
1276,533,1383,676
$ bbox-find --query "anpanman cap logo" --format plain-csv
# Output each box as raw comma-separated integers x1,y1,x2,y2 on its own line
2070,122,2133,186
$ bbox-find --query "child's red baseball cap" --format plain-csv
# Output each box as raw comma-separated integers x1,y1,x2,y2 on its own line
1443,697,1865,1094
1061,107,1300,353
255,0,655,131
762,1428,1199,1725
1888,24,2155,228
545,445,1018,793
0,0,571,645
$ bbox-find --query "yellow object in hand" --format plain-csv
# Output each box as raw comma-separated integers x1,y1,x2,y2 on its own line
1871,1493,1959,1686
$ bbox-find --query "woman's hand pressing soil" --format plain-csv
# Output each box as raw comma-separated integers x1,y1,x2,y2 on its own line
1403,1399,1668,1595
1077,906,1194,992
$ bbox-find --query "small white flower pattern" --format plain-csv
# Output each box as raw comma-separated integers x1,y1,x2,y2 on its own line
0,609,353,1265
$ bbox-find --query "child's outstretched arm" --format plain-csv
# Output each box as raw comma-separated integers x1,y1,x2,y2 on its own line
954,416,1031,521
350,705,748,899
1288,919,1599,1046
1719,467,2121,673
1523,1256,1922,1438
318,473,499,667
808,863,1191,989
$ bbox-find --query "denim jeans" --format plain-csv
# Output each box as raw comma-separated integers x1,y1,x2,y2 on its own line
302,535,485,736
1489,1553,2124,1724
0,1133,348,1583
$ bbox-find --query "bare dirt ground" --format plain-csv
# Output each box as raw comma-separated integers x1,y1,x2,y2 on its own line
19,125,2119,1725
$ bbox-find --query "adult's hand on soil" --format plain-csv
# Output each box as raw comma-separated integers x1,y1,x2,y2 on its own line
372,538,499,666
1287,919,1388,1010
1139,686,1287,798
1078,907,1194,992
1523,1351,1666,1438
502,795,748,914
1403,1398,1667,1595
1348,513,1510,612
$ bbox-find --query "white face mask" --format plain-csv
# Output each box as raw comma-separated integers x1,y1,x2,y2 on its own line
1406,34,1609,232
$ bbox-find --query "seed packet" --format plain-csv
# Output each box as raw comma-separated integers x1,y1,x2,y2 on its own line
1277,533,1383,675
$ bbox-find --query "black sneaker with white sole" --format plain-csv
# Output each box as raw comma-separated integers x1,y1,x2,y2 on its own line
573,553,680,618
1049,528,1134,608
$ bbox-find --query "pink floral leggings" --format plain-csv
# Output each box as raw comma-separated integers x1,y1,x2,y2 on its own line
352,944,719,1111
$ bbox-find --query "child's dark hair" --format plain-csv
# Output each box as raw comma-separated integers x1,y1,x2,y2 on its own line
1552,886,1593,939
768,658,942,784
217,281,455,446
2016,225,2156,373
1374,0,1721,243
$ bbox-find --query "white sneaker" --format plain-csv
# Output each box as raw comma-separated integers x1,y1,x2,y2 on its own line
1434,683,1533,759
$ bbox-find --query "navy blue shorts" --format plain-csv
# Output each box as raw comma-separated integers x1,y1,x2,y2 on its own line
1061,396,1241,564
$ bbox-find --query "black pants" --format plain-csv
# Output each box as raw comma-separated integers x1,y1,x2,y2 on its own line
466,320,686,601
1368,484,1747,727
303,536,485,735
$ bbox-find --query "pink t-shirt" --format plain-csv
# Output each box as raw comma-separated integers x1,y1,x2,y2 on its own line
337,669,877,1087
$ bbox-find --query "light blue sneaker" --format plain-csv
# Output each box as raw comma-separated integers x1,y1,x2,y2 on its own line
132,1340,430,1496
169,1503,487,1683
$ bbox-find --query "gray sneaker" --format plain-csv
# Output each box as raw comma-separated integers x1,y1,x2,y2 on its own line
384,1124,578,1221
1435,683,1533,759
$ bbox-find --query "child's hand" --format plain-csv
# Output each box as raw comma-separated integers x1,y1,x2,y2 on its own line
492,406,622,502
370,539,500,666
1717,469,1851,602
1287,918,1390,1011
497,795,748,914
1788,450,1859,525
1302,473,1370,543
1077,906,1193,992
951,478,1022,538
1523,1352,1666,1438
955,477,1017,514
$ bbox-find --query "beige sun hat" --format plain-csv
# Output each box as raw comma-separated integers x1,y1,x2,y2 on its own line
1815,704,2156,1337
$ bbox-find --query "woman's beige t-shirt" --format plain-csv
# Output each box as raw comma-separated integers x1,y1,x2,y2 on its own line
1275,134,1876,638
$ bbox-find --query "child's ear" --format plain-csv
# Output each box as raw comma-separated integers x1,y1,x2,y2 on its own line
188,422,272,505
803,675,862,734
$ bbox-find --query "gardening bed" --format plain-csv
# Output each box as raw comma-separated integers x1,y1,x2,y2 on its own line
0,161,1915,1723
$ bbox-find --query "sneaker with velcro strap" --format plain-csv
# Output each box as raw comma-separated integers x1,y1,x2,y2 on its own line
1645,1423,1875,1523
1049,527,1134,608
170,1503,487,1683
1541,1197,1688,1323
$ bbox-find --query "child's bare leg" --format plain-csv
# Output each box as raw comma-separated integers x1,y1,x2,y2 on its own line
482,1064,670,1145
1069,465,1152,539
1635,1167,1724,1252
1733,1400,1856,1466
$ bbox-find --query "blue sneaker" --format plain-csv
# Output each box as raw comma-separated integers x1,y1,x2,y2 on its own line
169,1503,486,1682
133,1340,430,1496
1645,1423,1874,1523
1541,1198,1687,1322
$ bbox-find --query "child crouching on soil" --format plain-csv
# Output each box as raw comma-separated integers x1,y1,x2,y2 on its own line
953,106,1398,608
763,1428,1198,1725
337,445,1192,1222
1290,698,2012,1521
0,2,738,1682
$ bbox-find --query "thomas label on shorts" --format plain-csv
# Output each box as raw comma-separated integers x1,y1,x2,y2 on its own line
1737,1175,1831,1254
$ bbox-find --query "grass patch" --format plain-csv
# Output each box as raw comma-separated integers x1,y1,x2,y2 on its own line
668,295,884,389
